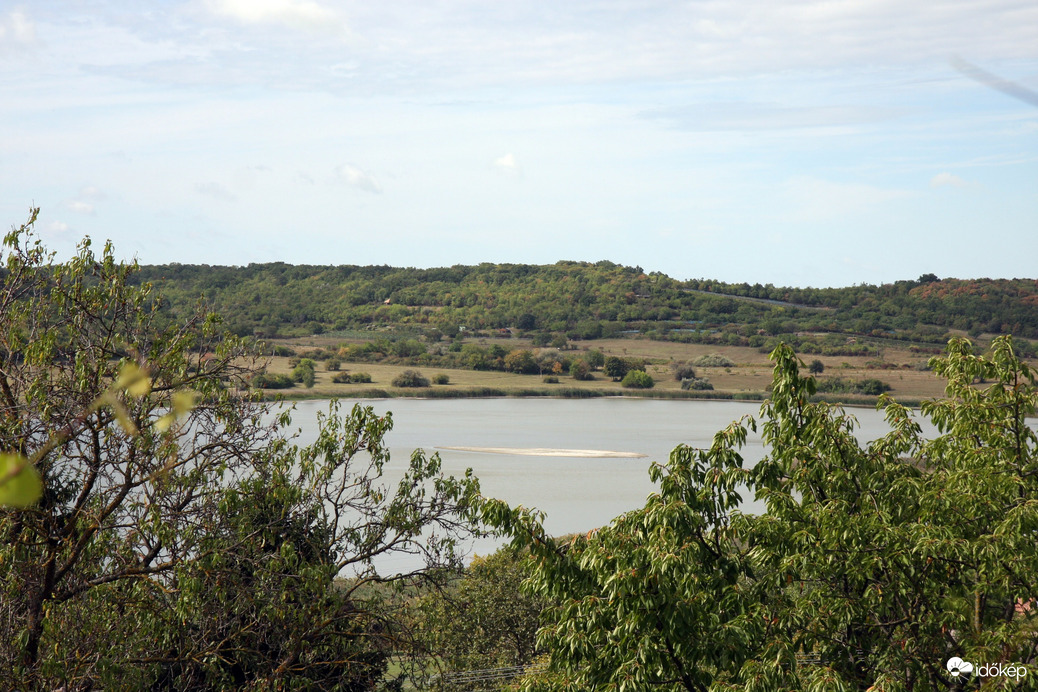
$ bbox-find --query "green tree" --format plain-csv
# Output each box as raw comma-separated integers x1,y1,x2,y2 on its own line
808,358,824,374
603,356,630,380
672,362,697,381
392,369,430,387
569,359,592,381
291,357,317,387
585,349,605,370
620,370,653,389
413,547,546,680
482,337,1038,690
505,349,538,374
0,212,483,689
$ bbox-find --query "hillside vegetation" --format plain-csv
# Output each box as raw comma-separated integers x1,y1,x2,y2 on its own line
136,263,1038,354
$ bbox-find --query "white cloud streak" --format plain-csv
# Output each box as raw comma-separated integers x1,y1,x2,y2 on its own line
204,0,345,34
67,200,95,215
494,153,519,169
782,176,913,223
334,164,381,194
931,172,968,188
194,181,237,201
0,8,37,56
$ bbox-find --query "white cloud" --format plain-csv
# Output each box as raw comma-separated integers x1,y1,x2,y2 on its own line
0,9,37,55
334,164,381,194
47,220,70,238
930,172,968,188
782,176,913,223
79,185,106,200
644,103,900,132
205,0,345,34
494,153,518,169
194,181,237,201
67,200,94,215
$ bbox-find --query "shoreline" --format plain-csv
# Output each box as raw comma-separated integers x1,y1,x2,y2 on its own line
257,387,920,409
438,446,648,458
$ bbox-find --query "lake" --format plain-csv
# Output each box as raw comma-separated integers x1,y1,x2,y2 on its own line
281,397,939,571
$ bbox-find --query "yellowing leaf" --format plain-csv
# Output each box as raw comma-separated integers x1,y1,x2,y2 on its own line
170,390,198,416
154,413,176,433
116,362,152,398
0,452,43,508
111,400,140,436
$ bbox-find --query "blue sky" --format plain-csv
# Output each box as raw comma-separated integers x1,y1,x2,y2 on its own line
2,1,1036,287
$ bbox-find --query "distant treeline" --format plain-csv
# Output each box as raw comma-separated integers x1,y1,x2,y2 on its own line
133,262,1038,351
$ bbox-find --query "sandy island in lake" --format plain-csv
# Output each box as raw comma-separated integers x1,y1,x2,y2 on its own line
437,446,647,458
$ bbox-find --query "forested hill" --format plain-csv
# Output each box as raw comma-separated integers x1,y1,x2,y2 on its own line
134,262,1038,346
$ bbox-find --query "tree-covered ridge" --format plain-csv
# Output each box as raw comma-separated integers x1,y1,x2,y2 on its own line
135,262,1038,345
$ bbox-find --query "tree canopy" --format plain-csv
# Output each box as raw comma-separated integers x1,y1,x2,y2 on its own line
482,337,1038,690
0,210,483,690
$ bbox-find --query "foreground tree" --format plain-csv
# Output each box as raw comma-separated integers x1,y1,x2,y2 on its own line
411,546,546,687
0,211,482,689
484,337,1038,690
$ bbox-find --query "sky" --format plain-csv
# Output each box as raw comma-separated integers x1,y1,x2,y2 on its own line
1,1,1036,288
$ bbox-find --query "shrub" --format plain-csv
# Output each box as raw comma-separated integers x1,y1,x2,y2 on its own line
504,349,538,374
857,378,891,395
291,358,317,388
542,376,559,384
672,362,697,381
680,377,713,391
620,370,654,389
692,353,734,368
569,359,593,381
392,369,430,387
252,373,295,389
326,357,342,371
433,374,450,385
349,372,372,384
331,371,352,384
605,356,644,380
585,349,605,369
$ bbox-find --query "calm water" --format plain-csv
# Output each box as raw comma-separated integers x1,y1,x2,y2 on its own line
280,398,938,570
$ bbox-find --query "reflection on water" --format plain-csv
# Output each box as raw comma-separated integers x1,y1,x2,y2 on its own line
279,398,939,570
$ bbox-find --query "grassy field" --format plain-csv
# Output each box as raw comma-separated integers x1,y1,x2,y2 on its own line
252,334,969,404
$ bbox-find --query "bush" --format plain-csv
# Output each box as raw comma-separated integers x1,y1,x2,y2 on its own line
569,359,593,381
252,373,295,389
291,358,317,388
326,357,342,371
680,377,714,391
620,370,654,389
331,371,351,384
349,372,372,384
815,376,892,396
504,349,538,374
542,376,559,384
857,378,891,395
672,362,697,381
392,369,430,387
693,353,735,368
605,356,644,381
585,349,605,369
433,374,450,385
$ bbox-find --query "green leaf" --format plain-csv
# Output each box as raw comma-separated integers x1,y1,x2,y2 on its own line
0,452,43,507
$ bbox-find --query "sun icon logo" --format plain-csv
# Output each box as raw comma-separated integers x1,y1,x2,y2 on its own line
947,657,974,678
